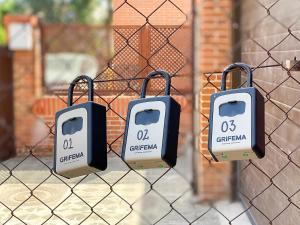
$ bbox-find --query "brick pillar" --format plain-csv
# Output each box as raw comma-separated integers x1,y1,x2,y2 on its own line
4,15,45,155
198,0,233,200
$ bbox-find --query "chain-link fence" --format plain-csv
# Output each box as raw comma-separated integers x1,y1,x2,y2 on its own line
0,0,300,224
0,0,196,224
239,1,300,224
199,1,300,224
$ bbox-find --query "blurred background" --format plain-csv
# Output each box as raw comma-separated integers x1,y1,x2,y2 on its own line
0,0,299,224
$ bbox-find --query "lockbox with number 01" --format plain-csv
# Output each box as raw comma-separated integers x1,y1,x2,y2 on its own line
121,70,181,169
54,75,107,178
208,63,265,161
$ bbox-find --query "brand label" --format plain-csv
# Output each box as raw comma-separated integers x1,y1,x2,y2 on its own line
216,134,246,143
60,152,84,163
130,144,158,151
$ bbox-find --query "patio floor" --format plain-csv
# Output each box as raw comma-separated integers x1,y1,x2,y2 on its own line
0,155,252,225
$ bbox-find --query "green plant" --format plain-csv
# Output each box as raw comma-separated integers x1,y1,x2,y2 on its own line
0,0,111,45
0,0,19,44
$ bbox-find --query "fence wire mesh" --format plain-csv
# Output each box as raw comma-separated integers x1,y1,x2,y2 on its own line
199,1,300,225
0,0,299,225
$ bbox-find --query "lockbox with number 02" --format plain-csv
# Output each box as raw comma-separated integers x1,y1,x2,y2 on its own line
208,63,265,161
54,75,107,178
121,70,181,169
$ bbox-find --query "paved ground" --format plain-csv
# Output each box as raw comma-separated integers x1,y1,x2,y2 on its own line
0,153,253,225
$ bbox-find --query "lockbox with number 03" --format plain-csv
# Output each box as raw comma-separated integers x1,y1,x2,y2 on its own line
208,63,265,161
121,70,181,169
54,75,107,178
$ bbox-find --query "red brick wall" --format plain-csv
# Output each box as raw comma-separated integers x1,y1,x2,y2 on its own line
3,15,43,154
198,0,233,200
113,0,191,26
239,1,300,224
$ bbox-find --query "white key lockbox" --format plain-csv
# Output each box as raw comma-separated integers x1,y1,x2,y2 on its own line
54,75,107,178
208,63,265,161
121,70,181,169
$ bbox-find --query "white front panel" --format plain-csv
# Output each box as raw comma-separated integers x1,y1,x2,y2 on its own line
211,93,255,161
56,108,88,176
124,101,167,168
8,23,33,50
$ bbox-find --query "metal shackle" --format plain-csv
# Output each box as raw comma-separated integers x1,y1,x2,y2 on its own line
141,70,171,98
221,63,253,91
68,75,94,106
